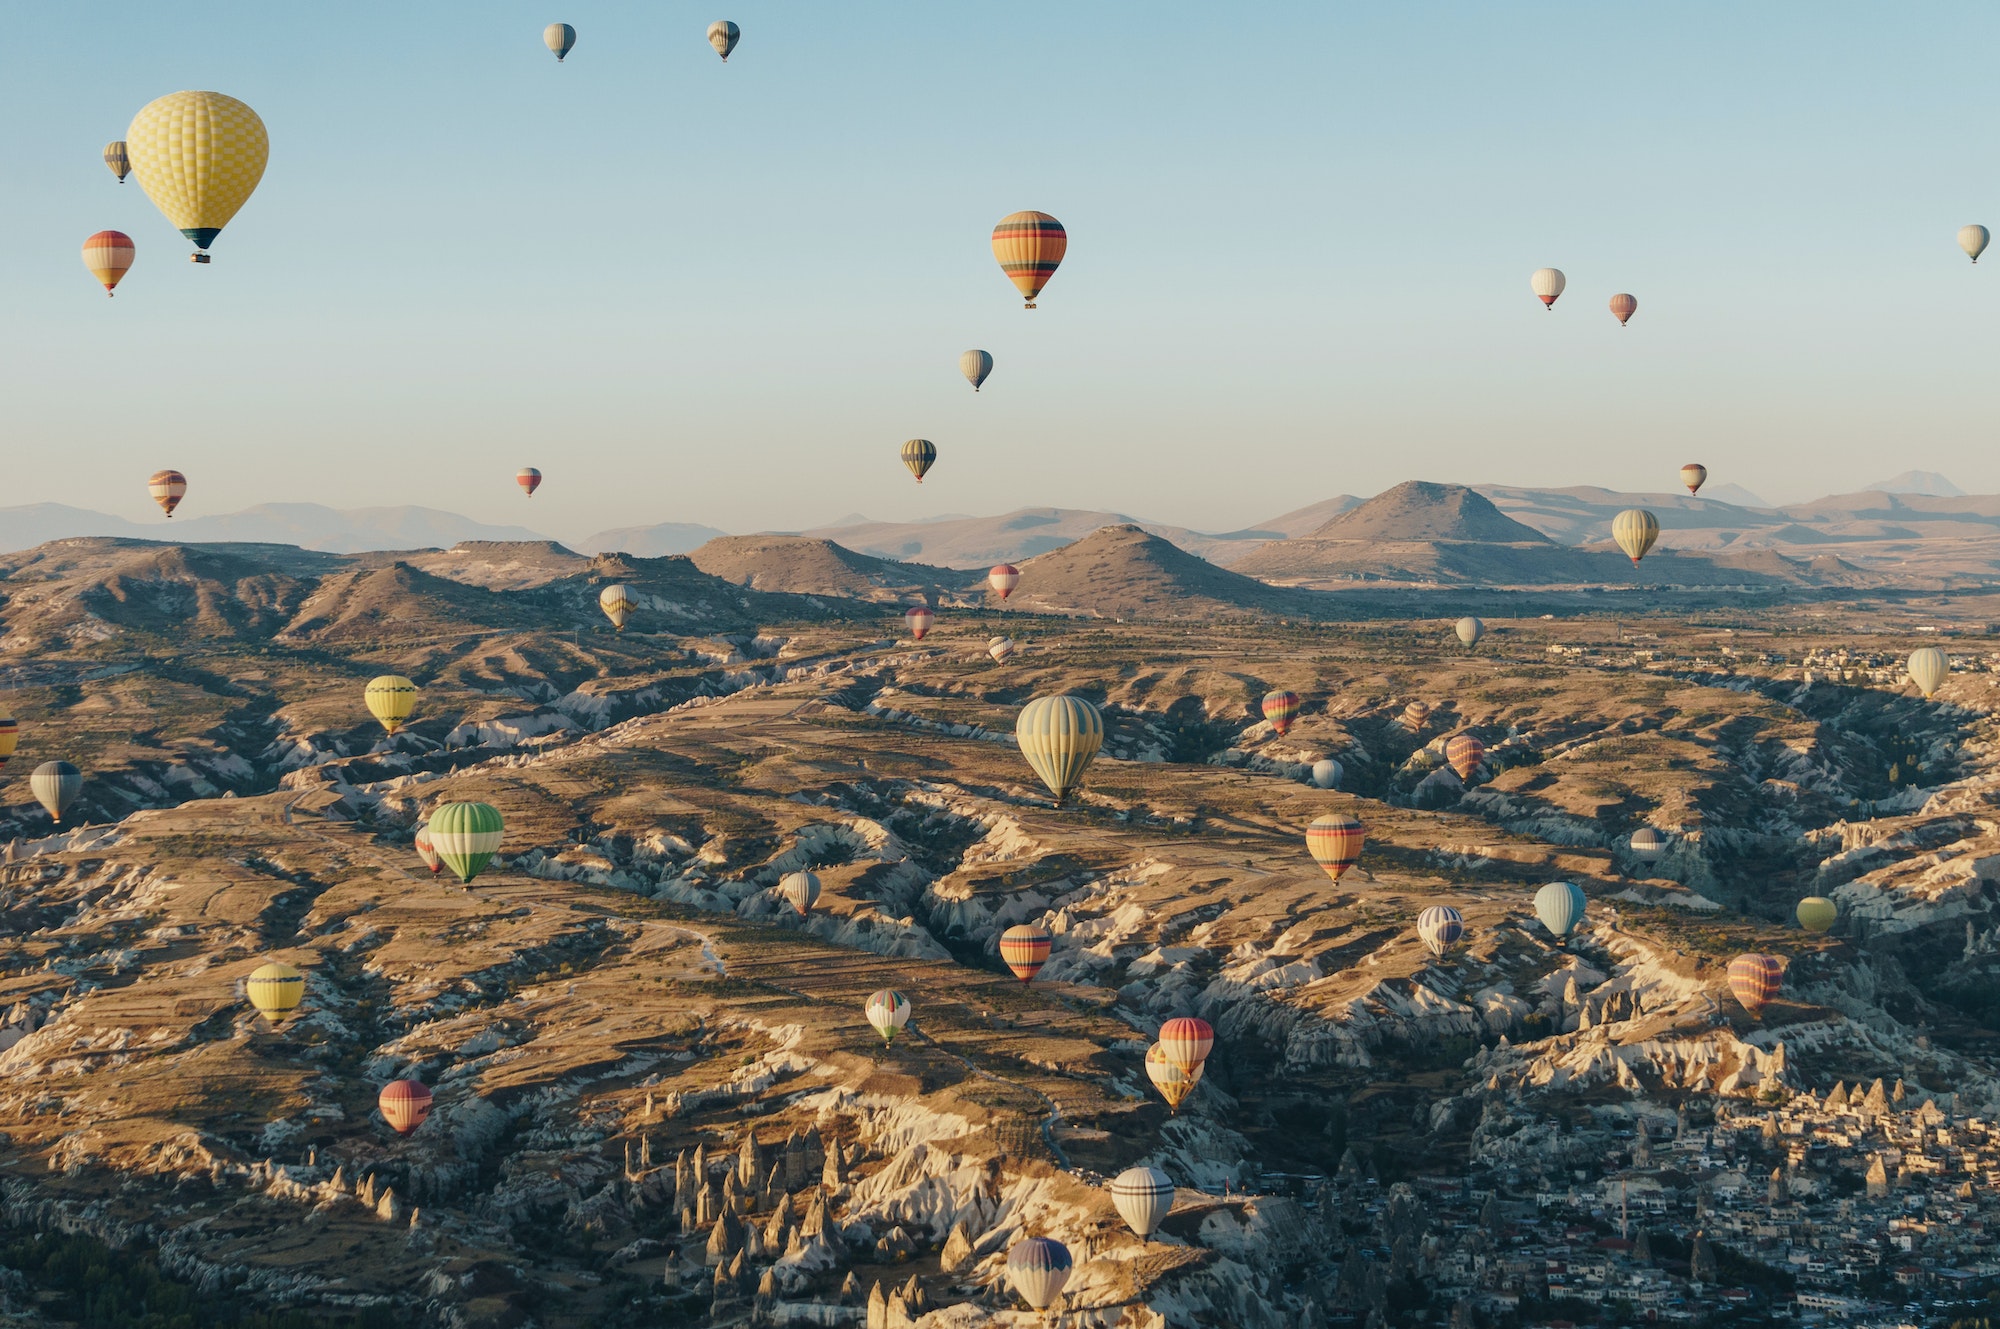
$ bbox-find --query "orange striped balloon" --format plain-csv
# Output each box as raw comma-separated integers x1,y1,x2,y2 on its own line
905,606,936,640
516,467,542,496
1306,814,1365,881
999,923,1052,982
1157,1016,1213,1071
988,564,1020,599
1727,954,1783,1017
379,1079,433,1136
991,211,1067,308
1445,733,1485,781
1680,463,1707,495
1609,293,1637,326
148,469,188,517
1261,690,1301,736
83,230,135,295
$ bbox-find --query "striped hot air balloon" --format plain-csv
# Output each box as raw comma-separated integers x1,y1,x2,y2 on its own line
428,801,504,884
1680,463,1707,495
599,583,636,631
1402,700,1432,730
1908,646,1948,698
1016,694,1103,805
988,564,1020,598
1145,1042,1202,1113
1109,1166,1175,1238
516,467,541,497
707,19,740,61
379,1079,433,1136
1727,953,1783,1017
1456,616,1485,648
364,675,419,735
30,762,81,823
1416,905,1464,958
1609,293,1637,326
545,23,576,60
779,870,820,916
1306,815,1365,881
413,825,442,875
1311,757,1342,789
1612,509,1660,566
1535,882,1587,940
126,91,268,262
988,636,1018,663
905,606,936,640
1262,690,1301,736
0,715,17,770
1445,733,1485,782
901,438,937,483
1157,1016,1213,1072
999,923,1053,982
103,140,130,183
246,960,304,1021
1630,828,1666,862
1796,896,1838,933
82,230,134,295
961,349,994,391
148,469,187,517
992,211,1067,308
1961,224,1990,264
1008,1238,1073,1311
864,988,911,1043
1531,267,1566,308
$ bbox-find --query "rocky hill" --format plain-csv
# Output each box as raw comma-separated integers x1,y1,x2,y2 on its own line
1308,482,1554,543
1000,524,1335,620
687,535,978,605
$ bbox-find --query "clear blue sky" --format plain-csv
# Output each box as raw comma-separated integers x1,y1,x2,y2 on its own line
3,2,1996,543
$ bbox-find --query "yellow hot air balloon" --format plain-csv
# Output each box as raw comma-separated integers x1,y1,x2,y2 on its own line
364,675,419,735
1796,896,1838,933
1016,694,1103,805
1612,509,1659,566
103,140,130,183
901,438,937,483
126,91,268,263
992,211,1066,309
247,960,304,1021
600,584,637,631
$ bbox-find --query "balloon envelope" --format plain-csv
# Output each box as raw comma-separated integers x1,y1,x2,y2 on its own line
992,211,1067,307
247,960,304,1020
379,1079,433,1136
30,761,81,822
1145,1042,1203,1112
0,715,17,769
1016,694,1103,804
516,467,541,496
1961,224,1990,263
1456,616,1484,647
780,870,821,916
1306,815,1365,880
1445,733,1484,782
1311,758,1342,789
1157,1016,1213,1071
1110,1166,1175,1237
126,91,268,257
864,988,911,1042
103,140,130,183
1630,828,1666,861
961,349,994,391
1402,700,1432,729
1908,646,1948,698
988,636,1017,662
1531,267,1566,307
1417,905,1464,958
901,438,936,483
148,469,187,517
707,19,740,60
82,230,134,294
364,675,418,735
428,801,503,884
1535,882,1586,939
545,22,576,59
1008,1237,1073,1310
1796,896,1837,933
999,923,1053,982
1612,509,1660,565
1262,690,1301,736
988,563,1020,598
1728,953,1783,1015
905,606,935,640
413,825,442,875
1609,293,1637,325
1680,463,1707,495
599,584,636,631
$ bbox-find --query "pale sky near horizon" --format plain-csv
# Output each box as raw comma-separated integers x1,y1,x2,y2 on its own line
4,3,1997,545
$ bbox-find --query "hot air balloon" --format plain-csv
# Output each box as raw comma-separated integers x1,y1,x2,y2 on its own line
1416,905,1464,958
1016,695,1103,805
1456,616,1485,648
988,564,1020,599
901,438,937,483
1531,267,1566,309
82,231,134,296
1262,690,1301,736
30,761,81,823
428,801,504,884
1612,509,1660,566
1109,1166,1174,1239
103,140,130,183
1445,733,1484,782
1630,828,1666,862
516,467,541,497
1796,896,1838,933
1311,757,1342,789
1680,463,1707,496
0,716,16,770
1306,815,1365,881
1402,700,1432,730
707,20,740,61
1145,1042,1202,1113
379,1079,433,1136
364,675,418,735
1908,646,1948,699
864,989,911,1043
1007,1238,1073,1312
413,825,442,876
988,636,1018,663
1727,953,1783,1017
779,870,820,916
992,211,1067,309
961,350,994,391
148,469,187,517
599,584,636,631
246,960,304,1021
1534,881,1586,940
545,23,576,61
999,923,1053,982
1157,1016,1213,1072
1609,293,1637,326
905,606,936,640
1961,224,1990,264
126,91,268,263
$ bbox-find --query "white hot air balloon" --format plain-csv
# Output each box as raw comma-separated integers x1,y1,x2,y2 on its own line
1311,758,1342,790
1455,616,1484,648
1908,646,1949,699
1109,1166,1175,1238
1960,224,1990,264
1531,267,1566,309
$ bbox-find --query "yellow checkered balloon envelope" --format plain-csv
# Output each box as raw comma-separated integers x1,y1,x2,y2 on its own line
126,91,268,263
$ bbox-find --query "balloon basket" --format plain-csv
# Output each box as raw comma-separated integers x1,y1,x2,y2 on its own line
190,253,211,264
